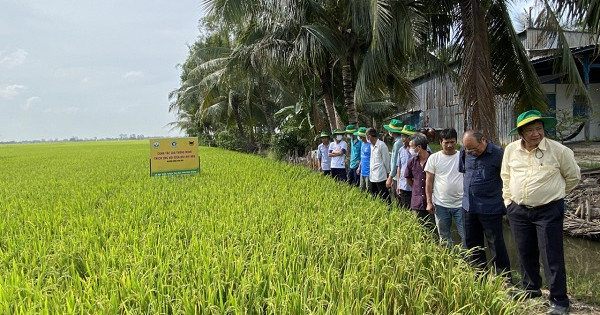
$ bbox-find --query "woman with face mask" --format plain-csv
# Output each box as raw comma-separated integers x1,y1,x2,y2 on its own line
328,129,348,182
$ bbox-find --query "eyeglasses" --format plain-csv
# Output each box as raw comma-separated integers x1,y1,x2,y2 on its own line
465,142,483,154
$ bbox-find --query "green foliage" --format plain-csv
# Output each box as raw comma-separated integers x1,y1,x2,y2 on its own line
0,141,529,314
547,109,588,142
214,129,246,151
269,127,307,160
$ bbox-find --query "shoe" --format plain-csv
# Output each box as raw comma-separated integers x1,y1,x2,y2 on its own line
508,288,542,300
546,304,569,315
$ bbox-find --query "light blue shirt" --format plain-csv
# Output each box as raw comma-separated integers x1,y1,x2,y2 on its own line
359,141,371,177
317,143,331,171
389,136,403,180
396,146,412,191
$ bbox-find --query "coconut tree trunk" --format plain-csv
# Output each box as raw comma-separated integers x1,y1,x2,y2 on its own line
320,65,344,131
229,90,246,138
459,0,497,141
342,54,358,125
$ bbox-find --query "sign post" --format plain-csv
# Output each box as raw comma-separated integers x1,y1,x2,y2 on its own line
149,137,199,176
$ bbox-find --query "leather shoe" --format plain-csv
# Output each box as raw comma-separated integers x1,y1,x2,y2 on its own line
546,304,569,315
508,288,542,300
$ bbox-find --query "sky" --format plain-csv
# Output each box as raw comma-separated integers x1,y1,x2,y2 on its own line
0,0,203,141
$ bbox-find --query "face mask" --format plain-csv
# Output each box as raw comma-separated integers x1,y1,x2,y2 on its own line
409,148,418,157
336,135,343,141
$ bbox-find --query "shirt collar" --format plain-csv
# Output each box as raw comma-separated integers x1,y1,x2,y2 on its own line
483,141,493,155
538,137,548,150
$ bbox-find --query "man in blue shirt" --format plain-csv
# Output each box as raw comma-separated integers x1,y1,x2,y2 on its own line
459,130,512,281
355,127,370,191
345,124,361,186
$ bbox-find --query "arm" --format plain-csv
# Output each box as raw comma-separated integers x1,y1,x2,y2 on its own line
560,147,581,193
500,145,512,206
405,159,413,187
382,143,391,176
425,171,435,213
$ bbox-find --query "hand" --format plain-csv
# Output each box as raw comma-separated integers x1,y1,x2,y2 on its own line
385,177,392,188
426,203,435,214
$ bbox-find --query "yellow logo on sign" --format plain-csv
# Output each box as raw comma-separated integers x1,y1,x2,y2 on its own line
149,137,199,176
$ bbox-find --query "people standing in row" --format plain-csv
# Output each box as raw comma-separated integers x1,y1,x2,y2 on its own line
345,124,361,187
367,127,391,204
396,125,417,209
317,131,332,176
355,127,371,192
501,110,580,315
425,128,464,247
384,119,404,206
328,129,347,182
460,130,512,281
405,133,436,232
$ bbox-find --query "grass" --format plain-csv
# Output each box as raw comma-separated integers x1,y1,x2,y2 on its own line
0,141,530,313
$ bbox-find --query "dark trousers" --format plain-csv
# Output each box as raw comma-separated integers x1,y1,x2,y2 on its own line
322,170,331,176
331,168,347,182
369,180,391,204
347,167,359,186
412,209,437,234
398,189,412,209
507,200,569,307
462,210,511,277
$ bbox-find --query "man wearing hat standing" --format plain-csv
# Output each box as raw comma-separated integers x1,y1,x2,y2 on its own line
501,110,580,315
317,131,332,176
384,119,404,204
395,125,418,208
355,127,371,191
367,127,391,203
345,124,361,186
328,129,348,182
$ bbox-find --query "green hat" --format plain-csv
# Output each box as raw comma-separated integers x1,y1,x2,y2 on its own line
399,124,417,136
508,110,557,136
354,127,367,137
318,131,330,138
383,119,404,133
332,129,345,135
345,124,357,133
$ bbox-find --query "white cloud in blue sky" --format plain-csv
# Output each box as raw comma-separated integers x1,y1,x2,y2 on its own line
0,0,203,141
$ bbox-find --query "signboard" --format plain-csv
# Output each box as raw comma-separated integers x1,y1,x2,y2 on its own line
149,137,199,176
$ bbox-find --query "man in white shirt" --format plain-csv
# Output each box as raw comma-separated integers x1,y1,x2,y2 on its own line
328,129,348,182
424,128,464,247
316,131,332,176
367,127,391,204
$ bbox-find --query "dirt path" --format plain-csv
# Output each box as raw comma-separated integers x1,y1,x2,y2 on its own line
566,141,600,167
523,291,600,314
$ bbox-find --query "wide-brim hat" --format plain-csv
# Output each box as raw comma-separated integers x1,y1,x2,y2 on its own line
354,127,367,137
318,131,330,138
399,124,417,136
383,119,404,133
345,124,357,133
332,129,346,135
508,110,557,136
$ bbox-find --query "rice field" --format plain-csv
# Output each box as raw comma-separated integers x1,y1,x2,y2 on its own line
0,141,525,314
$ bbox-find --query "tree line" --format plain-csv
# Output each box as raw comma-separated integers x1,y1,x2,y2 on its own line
169,0,599,156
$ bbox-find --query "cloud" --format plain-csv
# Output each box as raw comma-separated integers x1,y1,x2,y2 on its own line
0,84,25,99
0,49,28,69
21,96,41,110
122,71,145,79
